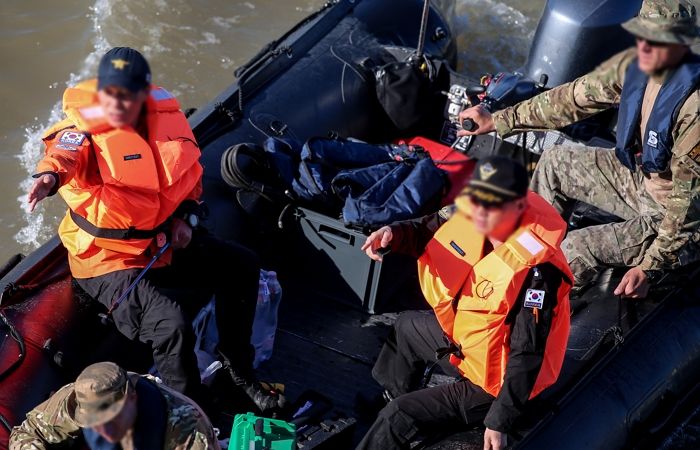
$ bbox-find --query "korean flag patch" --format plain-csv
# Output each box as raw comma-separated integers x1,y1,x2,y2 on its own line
59,131,86,146
524,289,545,309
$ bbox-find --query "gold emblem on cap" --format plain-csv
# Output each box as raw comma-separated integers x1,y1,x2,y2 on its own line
111,59,130,70
479,162,497,180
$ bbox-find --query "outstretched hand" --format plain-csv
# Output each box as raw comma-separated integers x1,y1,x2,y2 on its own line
27,174,56,212
613,266,650,299
457,104,496,137
361,226,393,262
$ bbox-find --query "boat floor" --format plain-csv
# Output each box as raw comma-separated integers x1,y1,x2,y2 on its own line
242,264,661,447
0,239,669,448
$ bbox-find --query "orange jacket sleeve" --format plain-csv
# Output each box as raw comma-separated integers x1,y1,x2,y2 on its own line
36,128,91,189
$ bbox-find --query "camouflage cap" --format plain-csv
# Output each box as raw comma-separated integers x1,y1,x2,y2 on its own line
622,0,700,45
71,362,130,428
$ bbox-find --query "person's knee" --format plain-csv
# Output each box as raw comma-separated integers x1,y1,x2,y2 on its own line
394,311,423,338
530,148,559,194
148,310,192,350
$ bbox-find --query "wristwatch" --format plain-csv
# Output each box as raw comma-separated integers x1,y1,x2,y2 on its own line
183,213,200,229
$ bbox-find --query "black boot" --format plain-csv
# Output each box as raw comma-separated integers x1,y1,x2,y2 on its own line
219,352,286,414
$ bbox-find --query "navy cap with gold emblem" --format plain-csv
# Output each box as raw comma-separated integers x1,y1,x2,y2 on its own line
456,156,528,210
97,47,151,93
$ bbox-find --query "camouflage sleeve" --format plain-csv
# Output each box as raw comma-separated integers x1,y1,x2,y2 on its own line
493,48,637,138
9,385,81,450
639,95,700,271
166,413,220,450
156,380,220,450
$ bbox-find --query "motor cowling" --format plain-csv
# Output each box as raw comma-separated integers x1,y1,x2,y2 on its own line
525,0,641,88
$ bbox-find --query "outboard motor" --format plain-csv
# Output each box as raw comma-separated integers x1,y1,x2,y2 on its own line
525,0,641,88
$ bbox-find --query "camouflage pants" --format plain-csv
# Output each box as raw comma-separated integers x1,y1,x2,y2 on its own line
530,146,665,287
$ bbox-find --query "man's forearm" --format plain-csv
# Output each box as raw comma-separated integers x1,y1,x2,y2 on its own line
389,208,449,257
492,48,634,138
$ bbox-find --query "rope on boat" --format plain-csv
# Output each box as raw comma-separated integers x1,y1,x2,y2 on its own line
0,411,12,433
0,309,26,384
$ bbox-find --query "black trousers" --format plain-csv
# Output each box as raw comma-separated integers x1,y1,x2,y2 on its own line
357,311,494,450
75,231,259,397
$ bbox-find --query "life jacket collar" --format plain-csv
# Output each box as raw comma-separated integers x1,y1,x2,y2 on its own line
615,53,700,173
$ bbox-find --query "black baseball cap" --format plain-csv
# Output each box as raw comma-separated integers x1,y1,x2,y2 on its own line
97,47,151,93
455,156,528,210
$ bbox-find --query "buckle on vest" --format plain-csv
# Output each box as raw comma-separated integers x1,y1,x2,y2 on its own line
124,226,137,239
435,342,462,360
634,152,643,168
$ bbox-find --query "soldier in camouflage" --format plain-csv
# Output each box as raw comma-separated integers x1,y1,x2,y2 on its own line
9,362,220,450
459,0,700,298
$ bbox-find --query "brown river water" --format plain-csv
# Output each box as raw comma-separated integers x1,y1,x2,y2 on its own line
1,1,698,447
0,0,543,263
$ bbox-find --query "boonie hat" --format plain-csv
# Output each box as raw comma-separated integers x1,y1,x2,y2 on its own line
622,0,700,45
455,156,528,211
71,362,131,428
97,47,151,92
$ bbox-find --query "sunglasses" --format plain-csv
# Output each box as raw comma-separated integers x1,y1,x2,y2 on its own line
636,37,671,47
468,195,503,210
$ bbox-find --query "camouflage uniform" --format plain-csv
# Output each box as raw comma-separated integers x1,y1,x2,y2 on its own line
9,374,219,450
492,15,700,286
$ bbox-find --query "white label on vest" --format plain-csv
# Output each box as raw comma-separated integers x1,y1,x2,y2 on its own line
516,232,544,256
59,131,86,146
647,130,658,148
79,105,105,120
524,289,545,309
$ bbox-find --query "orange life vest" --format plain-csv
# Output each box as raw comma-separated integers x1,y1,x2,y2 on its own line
49,79,202,257
417,192,573,398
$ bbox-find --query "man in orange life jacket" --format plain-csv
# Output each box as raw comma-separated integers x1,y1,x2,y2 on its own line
358,157,572,450
26,47,284,413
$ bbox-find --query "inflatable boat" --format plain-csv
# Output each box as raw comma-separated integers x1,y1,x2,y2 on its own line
1,0,699,448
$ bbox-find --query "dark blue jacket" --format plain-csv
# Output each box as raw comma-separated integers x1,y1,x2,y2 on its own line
264,137,446,227
615,54,700,173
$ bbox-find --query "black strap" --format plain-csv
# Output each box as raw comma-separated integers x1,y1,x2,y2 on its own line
69,209,166,240
421,340,462,389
